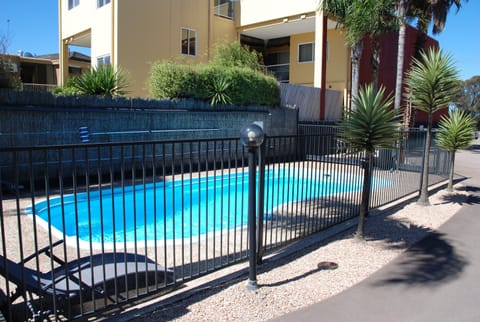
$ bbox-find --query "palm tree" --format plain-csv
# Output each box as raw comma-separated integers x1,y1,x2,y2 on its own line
393,0,409,112
404,48,459,205
319,0,396,108
340,84,399,239
393,0,465,112
410,0,463,55
436,110,476,191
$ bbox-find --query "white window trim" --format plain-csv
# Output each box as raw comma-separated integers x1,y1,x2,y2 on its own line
180,28,198,57
298,42,315,63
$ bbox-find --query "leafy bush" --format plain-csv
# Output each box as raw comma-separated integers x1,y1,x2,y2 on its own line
0,59,21,89
149,60,198,99
68,65,128,97
211,42,264,72
148,42,280,107
53,78,81,96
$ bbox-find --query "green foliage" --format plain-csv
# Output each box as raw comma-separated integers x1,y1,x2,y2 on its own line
0,59,21,89
321,0,397,46
405,48,459,115
68,65,128,97
453,76,480,113
341,84,399,152
340,83,399,239
405,48,459,205
436,110,476,152
148,54,279,107
149,60,197,99
211,42,263,72
53,78,80,96
208,76,232,106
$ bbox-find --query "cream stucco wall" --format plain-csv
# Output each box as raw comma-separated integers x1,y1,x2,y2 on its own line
60,0,94,39
239,0,317,26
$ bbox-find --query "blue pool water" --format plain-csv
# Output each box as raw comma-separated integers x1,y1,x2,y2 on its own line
28,168,382,246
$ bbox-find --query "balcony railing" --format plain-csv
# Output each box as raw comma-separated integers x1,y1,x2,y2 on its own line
265,64,290,83
21,83,56,93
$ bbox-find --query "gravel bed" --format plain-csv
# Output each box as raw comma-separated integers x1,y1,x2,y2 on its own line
126,185,466,322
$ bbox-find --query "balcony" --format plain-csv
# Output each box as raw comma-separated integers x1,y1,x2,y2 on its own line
265,63,290,83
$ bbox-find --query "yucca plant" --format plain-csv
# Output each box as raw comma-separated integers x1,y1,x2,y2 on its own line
340,84,399,239
404,48,459,205
70,65,128,97
208,76,232,106
436,110,476,192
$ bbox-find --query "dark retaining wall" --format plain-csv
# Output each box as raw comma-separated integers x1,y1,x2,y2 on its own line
0,90,297,147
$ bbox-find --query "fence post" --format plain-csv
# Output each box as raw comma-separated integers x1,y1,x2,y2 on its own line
257,141,266,264
240,124,264,291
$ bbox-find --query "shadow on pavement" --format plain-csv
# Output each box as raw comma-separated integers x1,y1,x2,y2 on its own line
437,192,480,206
455,185,480,193
373,231,468,287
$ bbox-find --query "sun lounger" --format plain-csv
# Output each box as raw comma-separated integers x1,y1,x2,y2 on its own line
0,240,173,319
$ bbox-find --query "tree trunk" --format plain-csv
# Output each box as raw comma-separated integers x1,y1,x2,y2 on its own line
418,112,433,205
351,41,363,110
394,4,407,112
356,150,372,239
447,151,456,192
371,38,381,93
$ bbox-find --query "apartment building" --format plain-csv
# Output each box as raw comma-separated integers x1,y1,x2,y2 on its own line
59,0,438,124
58,0,340,98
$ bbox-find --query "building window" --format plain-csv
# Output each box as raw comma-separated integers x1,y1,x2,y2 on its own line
181,28,197,56
214,0,234,19
68,0,80,10
298,42,315,63
97,0,110,8
96,55,111,67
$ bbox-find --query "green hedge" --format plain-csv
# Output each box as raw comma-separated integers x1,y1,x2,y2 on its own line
148,61,280,107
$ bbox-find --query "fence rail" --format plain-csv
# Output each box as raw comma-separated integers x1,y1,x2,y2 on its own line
0,126,449,321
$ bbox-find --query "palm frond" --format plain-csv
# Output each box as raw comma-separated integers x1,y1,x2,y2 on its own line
436,110,476,152
341,84,400,152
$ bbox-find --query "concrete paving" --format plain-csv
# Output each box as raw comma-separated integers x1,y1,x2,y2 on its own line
274,143,480,322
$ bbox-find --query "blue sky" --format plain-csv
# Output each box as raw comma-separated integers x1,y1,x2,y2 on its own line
1,0,479,80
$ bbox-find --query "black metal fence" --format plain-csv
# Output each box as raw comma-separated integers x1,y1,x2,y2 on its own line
0,126,449,321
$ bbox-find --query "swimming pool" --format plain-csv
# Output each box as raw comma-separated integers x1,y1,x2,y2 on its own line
27,167,383,247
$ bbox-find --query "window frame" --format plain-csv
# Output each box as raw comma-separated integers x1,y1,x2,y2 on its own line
180,28,197,57
298,42,315,63
97,0,111,9
68,0,80,10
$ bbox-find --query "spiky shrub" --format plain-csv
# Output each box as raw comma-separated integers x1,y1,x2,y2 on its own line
436,110,476,191
208,76,232,106
69,65,128,97
340,84,399,239
404,48,459,205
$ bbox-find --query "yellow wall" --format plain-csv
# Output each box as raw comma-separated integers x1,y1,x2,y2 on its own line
290,32,315,86
116,0,237,97
289,30,349,92
325,29,349,93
